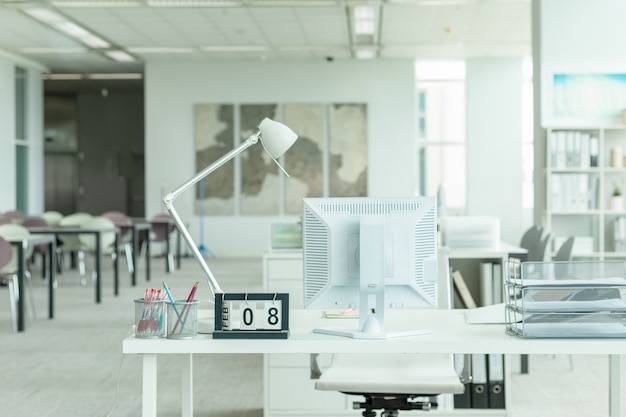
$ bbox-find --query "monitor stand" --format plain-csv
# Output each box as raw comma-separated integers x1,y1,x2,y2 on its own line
313,215,432,339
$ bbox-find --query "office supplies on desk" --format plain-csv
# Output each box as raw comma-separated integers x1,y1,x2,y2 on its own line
464,303,506,324
487,353,505,409
170,282,199,334
505,259,626,338
162,281,179,318
166,299,199,339
213,293,290,339
134,289,166,338
470,353,488,408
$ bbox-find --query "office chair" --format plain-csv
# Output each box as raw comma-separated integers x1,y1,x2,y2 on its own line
519,225,544,262
77,216,118,285
101,211,134,275
0,236,18,331
0,224,37,327
313,247,464,416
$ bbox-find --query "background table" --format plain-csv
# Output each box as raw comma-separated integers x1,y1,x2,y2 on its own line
28,227,118,303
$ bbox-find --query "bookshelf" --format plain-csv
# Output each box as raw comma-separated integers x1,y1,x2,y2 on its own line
545,126,626,259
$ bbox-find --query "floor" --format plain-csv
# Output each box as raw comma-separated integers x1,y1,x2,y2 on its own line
0,252,624,417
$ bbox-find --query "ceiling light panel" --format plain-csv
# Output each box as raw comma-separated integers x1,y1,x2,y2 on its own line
52,0,143,6
0,9,82,50
296,7,348,45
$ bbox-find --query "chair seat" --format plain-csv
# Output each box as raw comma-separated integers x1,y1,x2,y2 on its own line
315,354,464,395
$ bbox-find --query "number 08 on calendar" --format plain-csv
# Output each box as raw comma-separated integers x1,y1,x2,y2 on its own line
213,293,289,339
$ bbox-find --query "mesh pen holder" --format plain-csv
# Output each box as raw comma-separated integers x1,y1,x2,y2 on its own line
167,300,199,339
134,298,166,338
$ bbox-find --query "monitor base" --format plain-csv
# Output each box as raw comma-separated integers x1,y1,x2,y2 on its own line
313,327,432,340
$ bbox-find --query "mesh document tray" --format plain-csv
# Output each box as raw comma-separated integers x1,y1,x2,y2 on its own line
505,259,626,338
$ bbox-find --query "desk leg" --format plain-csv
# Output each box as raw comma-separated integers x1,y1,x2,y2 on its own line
114,234,119,296
609,355,621,417
176,230,181,270
95,232,101,303
143,354,158,417
131,228,137,287
17,244,25,332
182,354,193,417
146,231,151,282
165,230,171,273
48,240,55,319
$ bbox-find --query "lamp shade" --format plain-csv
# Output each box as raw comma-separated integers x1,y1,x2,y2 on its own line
258,117,298,158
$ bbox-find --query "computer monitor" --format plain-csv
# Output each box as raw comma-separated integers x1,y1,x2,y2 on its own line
302,197,439,339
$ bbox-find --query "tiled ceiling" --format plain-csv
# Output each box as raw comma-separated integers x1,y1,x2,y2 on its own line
0,0,531,75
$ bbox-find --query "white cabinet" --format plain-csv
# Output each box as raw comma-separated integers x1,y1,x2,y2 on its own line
545,126,626,258
262,250,508,417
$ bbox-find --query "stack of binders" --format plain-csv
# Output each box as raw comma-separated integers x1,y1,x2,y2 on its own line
453,354,505,409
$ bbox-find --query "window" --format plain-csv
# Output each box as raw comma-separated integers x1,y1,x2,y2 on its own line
15,66,28,212
521,58,534,209
416,59,535,213
416,61,466,212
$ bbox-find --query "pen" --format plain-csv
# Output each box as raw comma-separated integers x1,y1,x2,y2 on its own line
162,281,180,318
172,282,199,333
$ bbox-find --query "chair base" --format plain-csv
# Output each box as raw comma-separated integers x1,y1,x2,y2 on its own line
348,393,437,416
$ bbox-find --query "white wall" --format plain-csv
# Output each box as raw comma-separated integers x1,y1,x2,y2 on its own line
466,58,524,244
539,0,626,125
145,60,418,257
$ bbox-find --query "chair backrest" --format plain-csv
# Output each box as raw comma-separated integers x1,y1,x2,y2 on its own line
21,217,50,253
102,211,132,240
79,216,117,252
1,210,24,223
151,212,174,242
42,211,64,226
537,232,553,262
0,237,12,271
554,236,575,261
519,225,544,261
58,212,93,250
22,216,49,228
0,224,33,273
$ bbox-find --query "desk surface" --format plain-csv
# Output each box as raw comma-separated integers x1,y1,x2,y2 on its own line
123,309,625,356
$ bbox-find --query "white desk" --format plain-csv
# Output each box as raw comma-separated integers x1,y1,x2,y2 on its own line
123,309,623,417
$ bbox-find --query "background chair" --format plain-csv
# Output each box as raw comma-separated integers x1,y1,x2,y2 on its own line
150,212,176,271
0,210,24,224
101,210,134,274
41,210,63,226
57,212,92,279
0,224,36,328
313,247,464,416
553,236,575,262
78,216,117,285
22,216,51,278
0,236,18,332
519,225,554,262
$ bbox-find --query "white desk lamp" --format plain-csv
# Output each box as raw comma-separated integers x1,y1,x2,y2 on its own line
163,117,298,297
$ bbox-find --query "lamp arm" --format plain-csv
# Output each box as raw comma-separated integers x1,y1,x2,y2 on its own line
162,129,260,297
167,130,259,202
